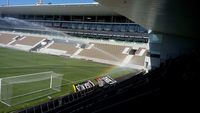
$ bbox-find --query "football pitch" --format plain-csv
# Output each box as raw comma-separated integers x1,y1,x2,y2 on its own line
0,47,138,113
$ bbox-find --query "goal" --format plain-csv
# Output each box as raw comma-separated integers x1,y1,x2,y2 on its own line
0,71,63,106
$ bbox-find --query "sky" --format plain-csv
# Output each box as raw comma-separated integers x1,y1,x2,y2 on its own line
0,0,95,5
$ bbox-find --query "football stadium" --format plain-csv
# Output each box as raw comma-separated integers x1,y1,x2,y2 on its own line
0,0,199,113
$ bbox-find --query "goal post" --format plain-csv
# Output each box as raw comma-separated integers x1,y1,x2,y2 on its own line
0,71,63,106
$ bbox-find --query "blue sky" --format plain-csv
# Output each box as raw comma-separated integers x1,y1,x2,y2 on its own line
0,0,95,5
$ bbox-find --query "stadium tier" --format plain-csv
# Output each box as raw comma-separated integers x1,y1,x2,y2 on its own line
78,43,130,62
0,31,148,70
12,36,44,46
0,33,17,45
47,42,78,55
129,48,147,66
9,36,45,51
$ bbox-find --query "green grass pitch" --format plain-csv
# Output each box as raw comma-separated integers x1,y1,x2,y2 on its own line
0,47,137,113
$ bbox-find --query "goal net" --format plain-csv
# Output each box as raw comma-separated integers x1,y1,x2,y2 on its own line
0,71,63,106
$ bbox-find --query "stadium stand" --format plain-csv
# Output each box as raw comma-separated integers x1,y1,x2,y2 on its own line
0,31,148,68
78,43,130,62
0,33,17,45
9,36,45,51
30,39,51,51
47,42,78,55
12,36,45,46
130,51,146,66
0,13,148,43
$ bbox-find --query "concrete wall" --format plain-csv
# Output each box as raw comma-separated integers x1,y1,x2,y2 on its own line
149,33,197,68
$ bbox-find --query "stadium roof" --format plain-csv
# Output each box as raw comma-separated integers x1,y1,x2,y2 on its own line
0,2,118,16
97,0,199,38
